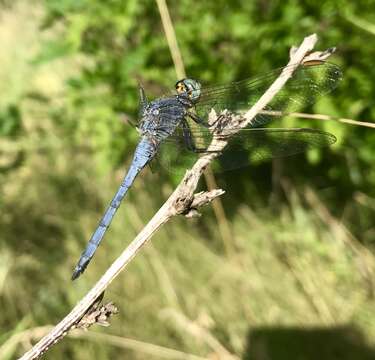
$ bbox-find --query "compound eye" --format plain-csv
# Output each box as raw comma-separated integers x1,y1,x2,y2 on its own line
176,81,187,94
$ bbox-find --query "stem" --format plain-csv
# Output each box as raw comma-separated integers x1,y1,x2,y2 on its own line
155,0,235,257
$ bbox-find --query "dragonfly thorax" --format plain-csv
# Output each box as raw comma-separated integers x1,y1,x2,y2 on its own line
138,97,188,143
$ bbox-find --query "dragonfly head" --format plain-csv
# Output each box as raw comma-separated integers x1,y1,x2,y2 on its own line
175,78,201,103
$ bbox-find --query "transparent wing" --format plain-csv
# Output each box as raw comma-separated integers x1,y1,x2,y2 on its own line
156,61,341,173
157,127,336,173
194,61,342,127
156,125,198,175
215,128,336,170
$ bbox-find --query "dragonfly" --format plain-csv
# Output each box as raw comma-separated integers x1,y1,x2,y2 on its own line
71,59,342,280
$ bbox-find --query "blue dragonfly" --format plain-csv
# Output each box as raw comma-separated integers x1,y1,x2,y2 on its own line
71,60,342,280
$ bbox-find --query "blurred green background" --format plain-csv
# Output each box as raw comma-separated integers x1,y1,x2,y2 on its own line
1,0,375,359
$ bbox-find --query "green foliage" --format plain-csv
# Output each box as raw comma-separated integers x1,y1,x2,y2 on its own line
1,0,375,359
0,105,21,137
34,0,375,192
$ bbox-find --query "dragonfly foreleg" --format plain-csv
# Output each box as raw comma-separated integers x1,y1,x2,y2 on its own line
187,111,210,128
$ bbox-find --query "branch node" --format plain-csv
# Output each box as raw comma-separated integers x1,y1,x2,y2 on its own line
76,301,119,330
177,189,225,218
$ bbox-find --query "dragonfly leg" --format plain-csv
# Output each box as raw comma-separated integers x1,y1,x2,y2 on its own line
189,110,228,130
181,119,196,151
119,113,137,128
181,119,209,153
187,112,210,128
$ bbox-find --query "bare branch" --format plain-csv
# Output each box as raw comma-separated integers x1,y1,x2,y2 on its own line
19,34,321,360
